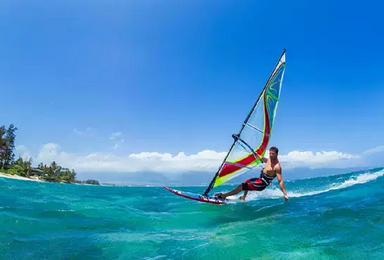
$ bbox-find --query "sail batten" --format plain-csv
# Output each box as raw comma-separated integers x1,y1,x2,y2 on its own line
204,50,286,195
244,123,269,136
225,161,255,170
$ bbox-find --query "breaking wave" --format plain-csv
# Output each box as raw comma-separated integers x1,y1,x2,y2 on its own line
228,168,384,201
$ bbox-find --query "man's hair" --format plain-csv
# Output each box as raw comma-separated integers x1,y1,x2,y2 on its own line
269,146,279,154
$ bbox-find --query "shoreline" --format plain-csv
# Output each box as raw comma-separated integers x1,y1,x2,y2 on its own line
0,172,100,185
0,172,45,182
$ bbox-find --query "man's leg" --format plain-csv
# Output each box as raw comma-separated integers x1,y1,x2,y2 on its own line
240,190,248,201
216,184,243,199
239,178,265,201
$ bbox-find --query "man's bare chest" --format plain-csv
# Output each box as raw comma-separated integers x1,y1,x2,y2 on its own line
263,161,279,176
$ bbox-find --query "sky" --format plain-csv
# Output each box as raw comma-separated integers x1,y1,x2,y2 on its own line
1,0,383,181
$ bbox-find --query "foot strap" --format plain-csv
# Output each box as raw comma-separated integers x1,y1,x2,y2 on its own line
215,193,223,199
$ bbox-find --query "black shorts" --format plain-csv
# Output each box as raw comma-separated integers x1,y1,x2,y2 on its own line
241,178,268,191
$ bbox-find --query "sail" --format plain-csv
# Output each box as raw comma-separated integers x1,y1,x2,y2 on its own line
204,50,286,195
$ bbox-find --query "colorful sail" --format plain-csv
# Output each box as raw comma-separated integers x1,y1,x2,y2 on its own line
204,50,286,195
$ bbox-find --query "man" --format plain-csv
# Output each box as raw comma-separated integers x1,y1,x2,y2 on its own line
214,146,289,201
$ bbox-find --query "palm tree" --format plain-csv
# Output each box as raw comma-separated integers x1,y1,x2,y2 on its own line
0,126,6,168
11,157,32,177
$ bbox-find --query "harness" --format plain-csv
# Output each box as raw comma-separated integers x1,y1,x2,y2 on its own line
260,170,275,186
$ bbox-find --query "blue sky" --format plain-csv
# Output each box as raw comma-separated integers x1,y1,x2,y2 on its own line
1,0,383,178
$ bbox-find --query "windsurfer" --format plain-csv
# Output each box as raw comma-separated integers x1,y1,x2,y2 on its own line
214,147,289,201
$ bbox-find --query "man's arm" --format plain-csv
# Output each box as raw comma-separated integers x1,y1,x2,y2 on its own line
255,153,268,163
276,167,289,201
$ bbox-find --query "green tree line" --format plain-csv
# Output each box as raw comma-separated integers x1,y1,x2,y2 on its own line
0,124,99,185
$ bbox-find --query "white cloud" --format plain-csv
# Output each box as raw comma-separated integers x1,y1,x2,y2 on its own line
14,143,384,174
38,143,60,157
279,151,361,169
110,132,122,140
73,128,83,135
114,142,125,149
15,145,32,161
15,145,28,151
73,127,96,136
363,145,384,155
128,152,173,160
110,132,124,149
33,144,227,173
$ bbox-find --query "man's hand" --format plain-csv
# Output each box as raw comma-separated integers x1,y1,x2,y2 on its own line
256,153,268,163
276,167,288,201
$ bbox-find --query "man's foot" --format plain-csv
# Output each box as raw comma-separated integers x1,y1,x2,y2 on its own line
214,193,224,200
239,195,245,201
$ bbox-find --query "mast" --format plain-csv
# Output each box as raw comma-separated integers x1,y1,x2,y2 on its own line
203,49,286,196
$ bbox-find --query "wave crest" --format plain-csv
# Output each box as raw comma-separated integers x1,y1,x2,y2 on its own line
227,169,384,201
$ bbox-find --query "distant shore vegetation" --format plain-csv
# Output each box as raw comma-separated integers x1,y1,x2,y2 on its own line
0,123,99,185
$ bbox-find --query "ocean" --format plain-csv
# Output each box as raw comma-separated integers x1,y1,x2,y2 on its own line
1,167,384,260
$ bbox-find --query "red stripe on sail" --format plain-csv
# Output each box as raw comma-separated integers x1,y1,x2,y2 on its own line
218,95,271,178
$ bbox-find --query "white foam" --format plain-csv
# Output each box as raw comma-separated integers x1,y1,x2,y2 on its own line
227,169,384,201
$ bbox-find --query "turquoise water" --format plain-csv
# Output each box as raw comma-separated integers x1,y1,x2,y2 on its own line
1,168,384,260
